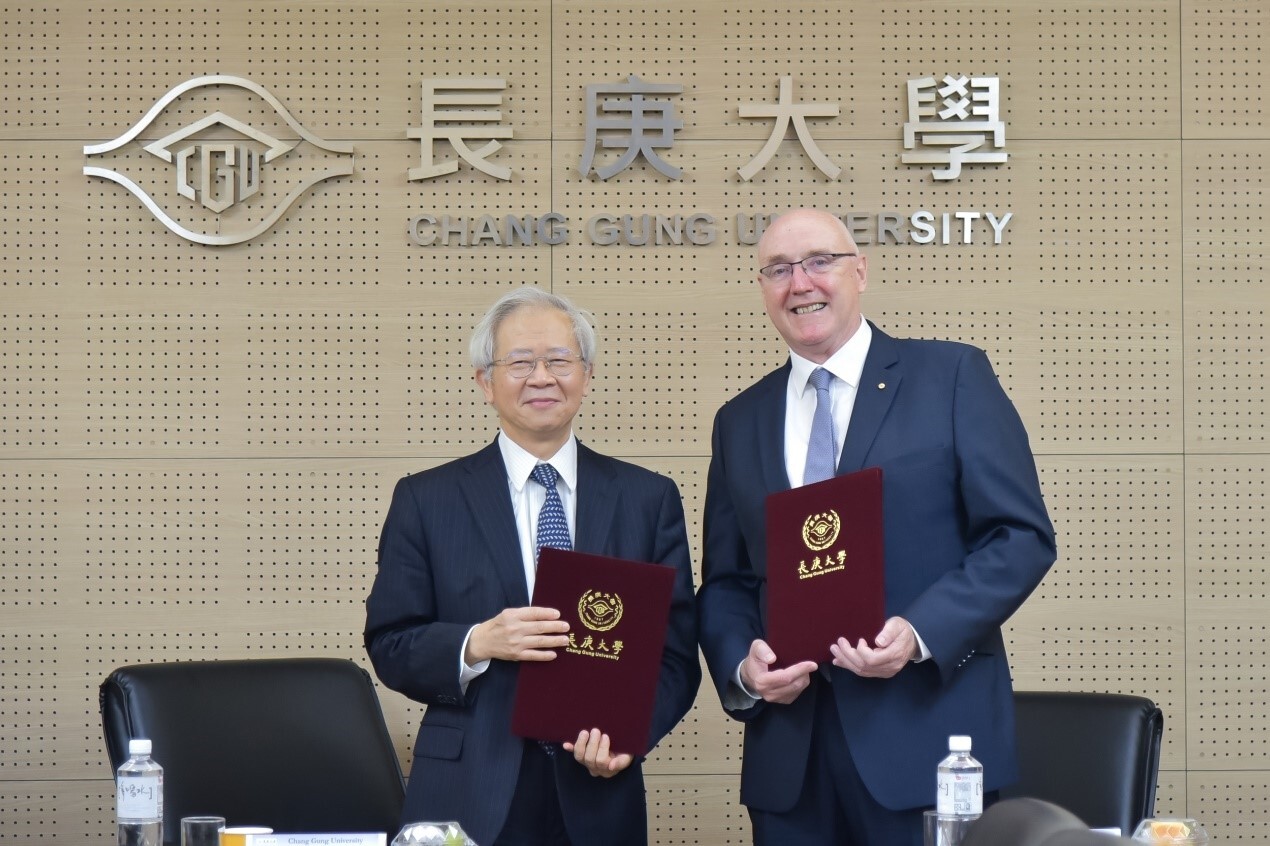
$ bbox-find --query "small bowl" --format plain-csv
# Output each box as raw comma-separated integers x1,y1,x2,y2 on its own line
1131,817,1210,845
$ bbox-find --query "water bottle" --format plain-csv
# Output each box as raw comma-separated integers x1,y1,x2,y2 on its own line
116,738,163,846
936,734,983,817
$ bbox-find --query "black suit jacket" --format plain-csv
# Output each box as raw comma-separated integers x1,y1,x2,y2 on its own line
697,324,1056,811
365,439,699,846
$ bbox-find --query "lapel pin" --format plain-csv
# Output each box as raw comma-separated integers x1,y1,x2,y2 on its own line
877,382,886,390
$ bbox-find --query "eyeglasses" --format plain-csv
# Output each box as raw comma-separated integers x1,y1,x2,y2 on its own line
489,353,584,379
759,252,858,283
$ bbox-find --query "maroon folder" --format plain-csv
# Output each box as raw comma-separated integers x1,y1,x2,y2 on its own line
511,547,676,757
765,466,885,668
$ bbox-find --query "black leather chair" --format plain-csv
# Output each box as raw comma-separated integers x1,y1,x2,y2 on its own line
962,797,1091,846
1002,691,1164,836
963,797,1141,846
101,657,405,844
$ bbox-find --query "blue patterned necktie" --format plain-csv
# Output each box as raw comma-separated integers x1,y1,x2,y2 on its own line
530,463,571,559
803,367,838,485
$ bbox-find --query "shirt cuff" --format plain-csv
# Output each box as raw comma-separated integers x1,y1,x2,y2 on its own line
911,624,932,663
459,625,491,690
725,660,762,711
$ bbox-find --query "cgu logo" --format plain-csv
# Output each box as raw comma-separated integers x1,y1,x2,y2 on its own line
181,141,262,213
84,75,354,245
143,113,289,213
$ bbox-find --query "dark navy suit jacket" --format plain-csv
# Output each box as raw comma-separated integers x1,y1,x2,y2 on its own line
697,323,1056,812
365,439,700,846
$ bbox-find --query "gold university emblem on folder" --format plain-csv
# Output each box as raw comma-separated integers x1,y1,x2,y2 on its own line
568,589,627,661
802,510,841,552
578,589,624,632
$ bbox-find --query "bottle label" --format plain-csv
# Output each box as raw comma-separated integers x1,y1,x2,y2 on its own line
936,772,983,815
117,776,161,819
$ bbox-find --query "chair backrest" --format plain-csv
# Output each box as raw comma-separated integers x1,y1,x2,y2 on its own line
1002,691,1163,835
962,797,1090,846
101,657,405,844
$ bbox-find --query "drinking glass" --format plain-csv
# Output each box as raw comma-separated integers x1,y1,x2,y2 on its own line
219,826,273,846
181,816,225,846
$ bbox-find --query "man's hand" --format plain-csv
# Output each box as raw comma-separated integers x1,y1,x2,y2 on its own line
829,616,918,679
739,639,819,704
563,728,633,778
465,606,570,664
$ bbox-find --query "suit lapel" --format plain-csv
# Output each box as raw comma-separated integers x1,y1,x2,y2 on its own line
840,324,903,473
756,363,793,493
458,440,530,607
574,443,618,555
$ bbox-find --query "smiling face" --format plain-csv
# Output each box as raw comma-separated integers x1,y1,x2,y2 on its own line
476,304,592,458
757,209,869,363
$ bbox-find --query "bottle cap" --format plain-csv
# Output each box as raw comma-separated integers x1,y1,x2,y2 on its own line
128,738,152,756
949,735,972,752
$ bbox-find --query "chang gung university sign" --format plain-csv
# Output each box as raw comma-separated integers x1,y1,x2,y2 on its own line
85,73,1011,247
407,72,1012,248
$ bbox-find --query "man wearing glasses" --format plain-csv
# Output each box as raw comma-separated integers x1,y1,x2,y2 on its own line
696,208,1056,845
366,288,699,846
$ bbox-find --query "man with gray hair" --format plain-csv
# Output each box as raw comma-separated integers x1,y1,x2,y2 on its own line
366,287,700,846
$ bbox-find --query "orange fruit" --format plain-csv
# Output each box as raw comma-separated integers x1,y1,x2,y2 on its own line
1149,820,1191,842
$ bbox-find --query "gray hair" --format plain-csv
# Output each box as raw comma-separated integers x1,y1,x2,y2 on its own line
469,287,597,371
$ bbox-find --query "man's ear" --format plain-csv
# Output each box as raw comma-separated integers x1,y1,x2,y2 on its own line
475,367,495,404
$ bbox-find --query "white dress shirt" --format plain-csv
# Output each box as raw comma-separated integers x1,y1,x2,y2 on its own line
459,431,579,686
783,319,872,487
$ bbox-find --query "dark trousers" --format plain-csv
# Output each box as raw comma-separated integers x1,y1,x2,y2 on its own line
749,676,925,846
494,741,573,846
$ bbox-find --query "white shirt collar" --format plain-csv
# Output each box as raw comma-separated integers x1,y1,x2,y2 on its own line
497,431,579,493
788,317,872,394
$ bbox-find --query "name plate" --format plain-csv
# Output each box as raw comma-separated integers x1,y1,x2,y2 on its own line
245,835,387,846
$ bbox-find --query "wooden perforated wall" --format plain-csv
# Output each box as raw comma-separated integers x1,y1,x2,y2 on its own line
1,1,1267,841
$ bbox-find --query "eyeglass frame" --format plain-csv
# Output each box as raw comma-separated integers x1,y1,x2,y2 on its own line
487,351,588,379
758,252,858,282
